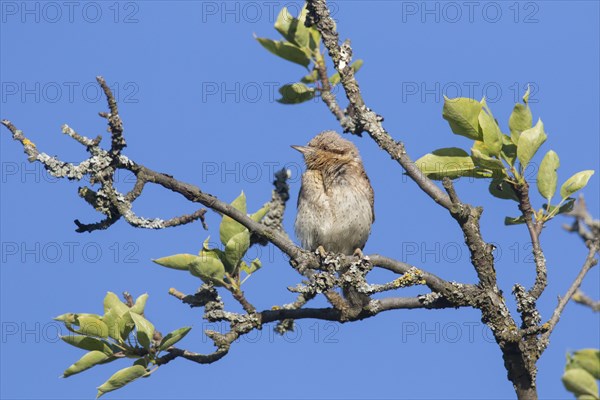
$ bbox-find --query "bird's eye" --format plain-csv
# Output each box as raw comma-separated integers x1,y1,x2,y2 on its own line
326,148,345,155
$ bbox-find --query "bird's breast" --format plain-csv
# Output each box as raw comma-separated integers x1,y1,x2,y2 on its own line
295,172,373,255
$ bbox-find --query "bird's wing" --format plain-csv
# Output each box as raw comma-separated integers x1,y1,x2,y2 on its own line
367,174,375,223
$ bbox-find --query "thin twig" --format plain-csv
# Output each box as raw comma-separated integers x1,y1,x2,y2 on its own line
231,290,256,314
314,59,353,130
572,290,600,312
540,242,599,344
513,181,547,300
97,76,126,155
369,253,478,305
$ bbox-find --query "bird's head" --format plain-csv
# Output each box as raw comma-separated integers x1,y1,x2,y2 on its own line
291,131,360,171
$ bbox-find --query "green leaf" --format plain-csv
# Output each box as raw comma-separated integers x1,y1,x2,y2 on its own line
219,192,247,245
277,83,315,104
293,5,310,48
560,170,595,199
54,313,77,324
471,148,506,178
300,5,322,55
129,293,148,315
414,147,476,180
329,59,364,86
103,292,129,315
537,150,560,201
543,198,575,216
102,308,125,341
509,87,532,144
118,311,135,341
76,315,109,338
251,258,262,272
308,27,321,54
130,313,155,351
505,216,526,225
255,37,310,68
517,119,547,170
250,204,270,222
189,255,226,285
133,358,149,369
471,139,490,156
152,254,197,271
96,365,148,398
500,134,517,167
102,304,136,343
509,103,533,145
63,351,111,378
224,230,250,273
241,258,262,275
489,179,518,201
199,237,225,261
158,327,192,352
57,313,104,335
274,7,295,43
60,335,114,355
562,368,599,398
300,70,318,84
442,97,483,140
522,86,531,103
274,6,310,49
478,101,502,156
572,349,600,379
353,59,364,71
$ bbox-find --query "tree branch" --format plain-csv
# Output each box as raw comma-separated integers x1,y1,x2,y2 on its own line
251,167,291,245
572,290,600,312
0,2,595,398
369,254,479,306
540,242,599,345
1,114,466,312
305,0,453,210
304,3,545,397
314,58,354,131
441,179,499,291
513,181,547,300
564,195,600,244
3,99,472,312
156,347,228,366
1,76,482,368
304,6,519,355
158,292,459,366
263,295,456,322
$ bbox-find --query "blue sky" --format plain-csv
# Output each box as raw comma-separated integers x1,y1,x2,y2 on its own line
1,1,599,399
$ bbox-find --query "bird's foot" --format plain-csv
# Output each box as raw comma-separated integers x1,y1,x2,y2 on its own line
315,245,327,259
353,248,364,259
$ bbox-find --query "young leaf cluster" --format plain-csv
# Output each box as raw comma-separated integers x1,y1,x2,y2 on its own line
255,4,363,104
152,192,267,290
55,292,191,398
416,88,595,225
562,348,600,399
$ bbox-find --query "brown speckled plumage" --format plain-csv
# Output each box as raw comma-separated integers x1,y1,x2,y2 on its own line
293,131,375,256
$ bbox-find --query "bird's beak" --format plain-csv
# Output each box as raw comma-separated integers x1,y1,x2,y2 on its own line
291,145,309,154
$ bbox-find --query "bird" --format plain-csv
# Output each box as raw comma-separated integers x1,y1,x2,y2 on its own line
292,131,375,308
